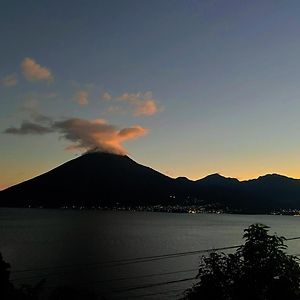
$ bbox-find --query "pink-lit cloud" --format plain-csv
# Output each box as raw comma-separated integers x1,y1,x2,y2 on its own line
106,105,127,115
4,116,148,155
101,91,112,101
134,99,158,116
54,118,148,154
100,91,163,117
21,57,53,82
118,91,160,116
74,90,89,106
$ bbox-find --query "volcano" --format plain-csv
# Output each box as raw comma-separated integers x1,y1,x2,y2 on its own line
0,152,174,208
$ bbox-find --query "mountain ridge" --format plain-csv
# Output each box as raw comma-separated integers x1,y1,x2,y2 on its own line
1,152,300,213
3,153,300,190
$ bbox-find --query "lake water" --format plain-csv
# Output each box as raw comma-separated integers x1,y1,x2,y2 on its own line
1,209,300,299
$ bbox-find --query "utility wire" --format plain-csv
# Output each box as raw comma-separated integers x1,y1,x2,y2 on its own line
11,244,243,274
112,287,187,299
10,236,300,283
86,276,195,295
12,236,300,274
114,276,195,293
10,245,241,281
41,268,198,289
9,236,300,300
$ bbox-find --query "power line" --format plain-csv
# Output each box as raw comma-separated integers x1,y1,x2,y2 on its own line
112,287,187,299
9,236,300,300
285,236,300,241
10,245,241,282
10,236,300,283
11,244,242,275
85,276,195,297
41,268,198,289
114,276,196,293
40,272,196,299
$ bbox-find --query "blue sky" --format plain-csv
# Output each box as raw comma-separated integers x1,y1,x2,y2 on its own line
2,0,300,189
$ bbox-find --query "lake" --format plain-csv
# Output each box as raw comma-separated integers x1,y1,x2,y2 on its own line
1,208,300,299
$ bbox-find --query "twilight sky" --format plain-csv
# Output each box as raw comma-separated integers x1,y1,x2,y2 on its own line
1,0,300,189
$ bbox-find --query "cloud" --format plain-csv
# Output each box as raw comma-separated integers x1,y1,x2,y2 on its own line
22,99,53,124
22,98,40,111
2,74,18,86
134,99,158,116
21,57,53,82
4,121,54,135
54,118,148,154
101,92,112,101
4,116,148,155
74,90,89,106
106,105,127,115
118,91,160,116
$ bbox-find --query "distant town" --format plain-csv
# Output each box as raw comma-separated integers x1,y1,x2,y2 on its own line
26,203,300,216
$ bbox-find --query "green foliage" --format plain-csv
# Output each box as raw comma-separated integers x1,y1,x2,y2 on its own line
183,224,300,300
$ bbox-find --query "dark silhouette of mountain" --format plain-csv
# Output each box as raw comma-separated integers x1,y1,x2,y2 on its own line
2,152,300,212
196,173,240,187
0,152,174,208
241,174,300,210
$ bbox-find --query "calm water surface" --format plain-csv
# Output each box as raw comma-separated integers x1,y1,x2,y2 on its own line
1,209,300,299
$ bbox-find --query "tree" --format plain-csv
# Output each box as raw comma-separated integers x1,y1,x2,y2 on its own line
0,252,14,298
183,224,300,300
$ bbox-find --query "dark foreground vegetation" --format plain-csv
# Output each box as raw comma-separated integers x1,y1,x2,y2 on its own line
0,254,99,300
2,224,300,299
183,224,300,300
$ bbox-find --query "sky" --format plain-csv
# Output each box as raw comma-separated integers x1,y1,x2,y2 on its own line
2,0,300,189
